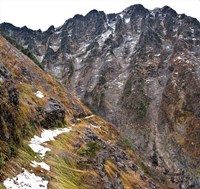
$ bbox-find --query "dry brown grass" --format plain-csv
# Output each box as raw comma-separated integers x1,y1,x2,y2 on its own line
104,160,117,179
0,35,90,119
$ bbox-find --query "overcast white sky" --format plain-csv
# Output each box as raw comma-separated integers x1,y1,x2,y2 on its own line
0,0,200,31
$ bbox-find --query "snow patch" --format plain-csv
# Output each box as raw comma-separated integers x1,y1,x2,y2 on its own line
179,34,183,39
117,82,124,88
4,127,72,189
84,49,91,59
52,65,63,78
150,11,155,17
29,128,71,158
34,91,44,98
119,13,124,18
88,124,101,129
74,57,83,70
106,58,113,62
76,114,94,121
29,142,50,158
68,29,72,36
107,20,116,32
84,115,94,119
154,53,161,57
161,20,167,35
125,18,130,24
37,55,44,62
55,31,62,35
3,169,48,189
75,57,81,64
31,161,50,171
49,45,59,52
98,30,112,47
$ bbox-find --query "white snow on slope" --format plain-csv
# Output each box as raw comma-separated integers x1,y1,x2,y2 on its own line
119,13,124,18
88,124,101,129
31,161,50,171
29,141,50,158
84,114,94,119
125,18,130,23
49,45,60,52
3,111,96,189
34,91,44,98
3,169,48,189
29,128,72,158
109,22,116,31
55,31,62,35
76,114,94,121
98,30,112,47
4,127,72,189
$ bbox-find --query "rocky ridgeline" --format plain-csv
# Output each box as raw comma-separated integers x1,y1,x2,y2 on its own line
1,4,200,188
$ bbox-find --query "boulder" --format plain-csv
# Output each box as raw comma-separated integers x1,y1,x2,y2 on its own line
39,97,65,128
0,61,12,81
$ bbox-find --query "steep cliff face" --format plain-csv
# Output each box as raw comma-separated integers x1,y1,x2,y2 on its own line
1,4,200,188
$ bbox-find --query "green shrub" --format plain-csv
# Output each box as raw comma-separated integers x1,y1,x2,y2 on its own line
136,100,147,118
80,142,100,157
0,153,6,168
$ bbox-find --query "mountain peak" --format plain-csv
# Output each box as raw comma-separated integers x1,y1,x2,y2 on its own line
47,25,55,32
86,9,99,16
123,4,149,15
85,9,106,20
73,14,84,20
161,5,177,16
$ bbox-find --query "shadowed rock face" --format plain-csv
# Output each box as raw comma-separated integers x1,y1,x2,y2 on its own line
1,4,200,188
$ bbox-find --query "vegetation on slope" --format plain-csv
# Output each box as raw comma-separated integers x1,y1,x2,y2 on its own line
0,32,43,69
0,33,90,178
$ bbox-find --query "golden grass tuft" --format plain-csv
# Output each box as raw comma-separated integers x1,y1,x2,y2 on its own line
104,160,117,179
46,132,94,189
48,155,90,189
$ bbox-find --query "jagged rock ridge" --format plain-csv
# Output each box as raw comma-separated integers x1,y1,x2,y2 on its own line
1,4,200,188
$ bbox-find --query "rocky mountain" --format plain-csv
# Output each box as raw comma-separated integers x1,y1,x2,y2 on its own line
1,4,200,188
0,33,177,189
